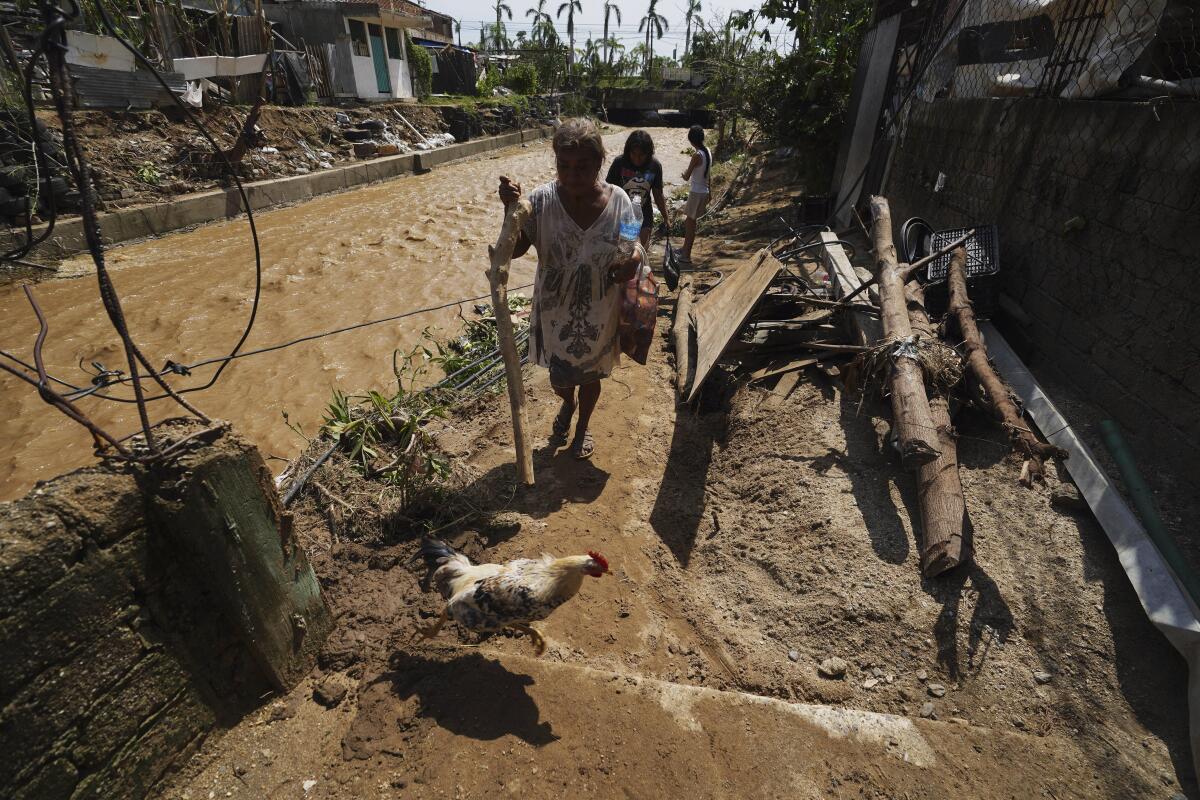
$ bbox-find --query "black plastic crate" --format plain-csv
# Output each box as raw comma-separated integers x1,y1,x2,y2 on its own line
926,224,999,281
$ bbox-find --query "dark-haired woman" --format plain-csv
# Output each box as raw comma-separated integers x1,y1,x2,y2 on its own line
680,125,711,263
605,129,670,251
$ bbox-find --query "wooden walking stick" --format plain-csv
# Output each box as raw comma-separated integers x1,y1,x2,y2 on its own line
488,196,535,486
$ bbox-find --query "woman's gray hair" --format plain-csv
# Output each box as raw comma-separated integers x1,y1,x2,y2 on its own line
552,117,605,162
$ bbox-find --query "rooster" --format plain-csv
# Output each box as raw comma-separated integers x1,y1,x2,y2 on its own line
410,537,610,655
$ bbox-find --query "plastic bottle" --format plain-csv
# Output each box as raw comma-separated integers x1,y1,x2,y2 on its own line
617,197,643,259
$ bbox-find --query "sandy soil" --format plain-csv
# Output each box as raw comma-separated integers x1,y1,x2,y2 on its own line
155,150,1195,800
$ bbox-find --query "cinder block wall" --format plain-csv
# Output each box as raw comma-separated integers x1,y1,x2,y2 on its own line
0,470,220,799
887,97,1200,480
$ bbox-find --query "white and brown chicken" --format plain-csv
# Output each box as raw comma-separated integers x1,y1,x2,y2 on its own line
410,537,610,655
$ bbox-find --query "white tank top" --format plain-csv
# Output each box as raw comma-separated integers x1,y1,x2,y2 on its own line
690,147,710,194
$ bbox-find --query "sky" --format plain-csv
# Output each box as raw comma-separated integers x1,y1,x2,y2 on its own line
413,0,790,57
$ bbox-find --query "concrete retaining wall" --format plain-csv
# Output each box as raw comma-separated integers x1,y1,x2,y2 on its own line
15,126,554,259
886,97,1200,483
0,426,330,799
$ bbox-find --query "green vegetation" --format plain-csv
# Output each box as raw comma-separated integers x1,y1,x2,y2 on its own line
406,32,433,99
503,62,540,95
321,347,451,511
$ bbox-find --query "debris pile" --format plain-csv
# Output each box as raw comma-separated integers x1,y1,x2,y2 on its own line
671,194,1068,578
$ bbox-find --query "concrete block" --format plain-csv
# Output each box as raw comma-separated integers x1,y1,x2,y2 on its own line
0,505,81,618
71,691,213,800
39,469,143,547
0,549,133,697
11,758,78,800
72,653,189,770
0,626,143,788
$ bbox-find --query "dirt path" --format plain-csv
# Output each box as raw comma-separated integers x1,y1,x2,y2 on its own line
158,155,1193,800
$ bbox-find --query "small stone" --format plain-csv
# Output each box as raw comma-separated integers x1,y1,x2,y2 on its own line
314,679,347,708
787,650,800,662
862,678,879,689
303,780,317,793
1033,671,1053,685
1159,771,1174,786
871,667,884,679
919,702,935,718
818,657,849,679
927,683,946,698
898,688,912,701
234,766,247,777
1012,716,1027,730
917,669,928,682
1050,483,1088,513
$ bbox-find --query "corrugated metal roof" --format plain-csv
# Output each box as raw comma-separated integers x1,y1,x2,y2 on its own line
68,65,187,109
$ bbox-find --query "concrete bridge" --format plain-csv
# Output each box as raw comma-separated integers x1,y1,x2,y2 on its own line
587,86,712,124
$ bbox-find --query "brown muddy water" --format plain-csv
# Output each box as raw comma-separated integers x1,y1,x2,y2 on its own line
0,127,692,499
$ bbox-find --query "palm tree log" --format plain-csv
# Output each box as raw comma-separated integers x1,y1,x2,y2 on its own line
869,195,941,468
905,280,967,576
945,246,1067,485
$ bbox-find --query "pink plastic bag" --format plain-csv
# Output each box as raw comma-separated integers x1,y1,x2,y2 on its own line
618,263,659,365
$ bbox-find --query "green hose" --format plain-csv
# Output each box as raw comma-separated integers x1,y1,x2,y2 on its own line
1099,419,1200,611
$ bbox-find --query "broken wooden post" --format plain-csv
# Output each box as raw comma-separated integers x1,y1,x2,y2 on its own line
672,281,694,404
869,196,941,468
905,280,968,576
488,198,535,486
946,246,1066,486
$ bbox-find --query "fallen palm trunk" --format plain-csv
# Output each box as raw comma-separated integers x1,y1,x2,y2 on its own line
488,199,535,486
905,279,968,576
946,246,1066,486
869,196,941,468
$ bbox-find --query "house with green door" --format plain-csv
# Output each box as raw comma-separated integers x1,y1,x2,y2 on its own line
264,0,434,100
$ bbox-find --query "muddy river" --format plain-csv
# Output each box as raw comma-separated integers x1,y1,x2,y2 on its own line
0,127,692,499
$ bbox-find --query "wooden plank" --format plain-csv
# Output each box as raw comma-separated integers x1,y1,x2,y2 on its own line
672,282,694,404
765,369,804,408
687,247,783,402
748,356,819,382
821,231,884,347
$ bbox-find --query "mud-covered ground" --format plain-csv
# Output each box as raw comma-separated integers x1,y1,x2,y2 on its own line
157,149,1194,800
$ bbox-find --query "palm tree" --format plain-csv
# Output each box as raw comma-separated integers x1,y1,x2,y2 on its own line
602,0,621,66
492,1,513,51
526,0,558,47
638,0,668,78
684,0,701,59
557,0,582,68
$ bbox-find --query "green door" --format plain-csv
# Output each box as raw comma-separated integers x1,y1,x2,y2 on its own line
369,24,391,94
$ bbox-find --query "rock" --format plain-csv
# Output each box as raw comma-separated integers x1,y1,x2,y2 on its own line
919,702,935,718
916,669,928,682
817,657,848,679
1050,483,1088,513
787,650,799,662
313,679,347,708
377,143,401,156
862,678,879,689
1012,716,1027,730
898,688,912,701
871,667,884,679
927,683,946,698
353,142,378,158
1033,671,1053,685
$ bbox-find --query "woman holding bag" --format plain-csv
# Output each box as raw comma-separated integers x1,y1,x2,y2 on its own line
498,118,644,460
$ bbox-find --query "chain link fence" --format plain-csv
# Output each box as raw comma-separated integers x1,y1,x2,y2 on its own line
848,0,1200,476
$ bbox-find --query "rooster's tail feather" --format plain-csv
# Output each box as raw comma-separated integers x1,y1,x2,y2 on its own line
410,537,471,598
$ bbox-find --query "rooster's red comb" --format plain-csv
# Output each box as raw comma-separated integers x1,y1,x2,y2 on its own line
588,550,609,572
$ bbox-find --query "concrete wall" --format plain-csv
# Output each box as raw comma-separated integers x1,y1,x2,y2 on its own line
0,427,329,798
8,126,553,260
0,470,223,799
886,97,1200,480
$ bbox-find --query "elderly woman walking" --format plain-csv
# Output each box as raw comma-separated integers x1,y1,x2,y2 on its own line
498,118,643,460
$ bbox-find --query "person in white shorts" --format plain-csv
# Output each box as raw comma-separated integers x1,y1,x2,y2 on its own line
680,125,711,263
